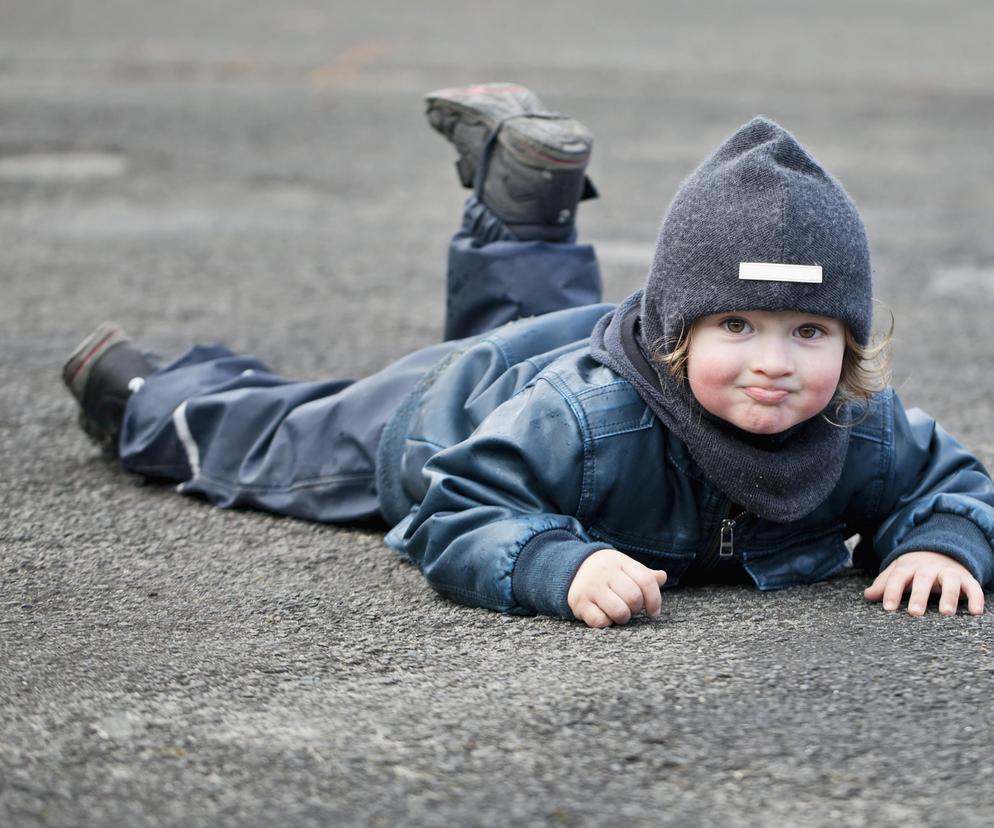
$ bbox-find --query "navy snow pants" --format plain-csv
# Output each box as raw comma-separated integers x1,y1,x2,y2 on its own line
119,197,602,523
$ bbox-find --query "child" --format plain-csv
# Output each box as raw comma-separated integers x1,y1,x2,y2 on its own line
63,83,994,627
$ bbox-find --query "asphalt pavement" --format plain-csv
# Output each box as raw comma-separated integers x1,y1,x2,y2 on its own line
2,1,994,826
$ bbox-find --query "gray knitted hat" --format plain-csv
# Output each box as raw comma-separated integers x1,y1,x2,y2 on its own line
641,117,872,352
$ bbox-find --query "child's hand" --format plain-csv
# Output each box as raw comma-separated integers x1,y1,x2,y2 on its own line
863,551,985,616
568,549,667,628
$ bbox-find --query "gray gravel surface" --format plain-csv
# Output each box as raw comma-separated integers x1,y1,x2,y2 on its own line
2,1,993,826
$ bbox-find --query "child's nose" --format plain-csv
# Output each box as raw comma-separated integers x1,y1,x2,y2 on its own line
750,337,793,376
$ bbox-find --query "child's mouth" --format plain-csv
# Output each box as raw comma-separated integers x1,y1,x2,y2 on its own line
742,386,791,403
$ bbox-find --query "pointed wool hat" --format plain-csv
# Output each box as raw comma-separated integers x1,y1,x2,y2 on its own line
640,117,873,353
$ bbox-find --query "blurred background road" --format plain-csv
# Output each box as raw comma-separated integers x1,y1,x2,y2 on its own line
2,2,993,826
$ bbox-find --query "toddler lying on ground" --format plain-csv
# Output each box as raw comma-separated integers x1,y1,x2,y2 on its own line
64,83,993,626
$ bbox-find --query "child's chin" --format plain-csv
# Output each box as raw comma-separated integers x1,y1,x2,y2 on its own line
733,410,800,435
705,398,817,435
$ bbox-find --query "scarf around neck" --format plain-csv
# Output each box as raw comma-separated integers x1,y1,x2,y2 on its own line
589,291,851,523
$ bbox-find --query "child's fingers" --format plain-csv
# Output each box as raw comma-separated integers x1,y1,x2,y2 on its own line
906,570,936,616
596,588,634,625
863,565,892,600
880,566,913,612
567,551,667,627
865,553,985,617
619,560,666,619
639,578,662,619
576,601,613,629
607,573,645,617
963,577,985,615
937,573,963,616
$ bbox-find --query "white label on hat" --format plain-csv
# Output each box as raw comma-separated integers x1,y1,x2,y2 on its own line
739,262,823,283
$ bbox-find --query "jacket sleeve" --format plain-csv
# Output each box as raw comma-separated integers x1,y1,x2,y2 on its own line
869,391,994,585
400,375,612,618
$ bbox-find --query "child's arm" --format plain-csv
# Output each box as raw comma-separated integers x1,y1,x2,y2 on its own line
857,390,994,615
863,550,985,616
403,376,621,620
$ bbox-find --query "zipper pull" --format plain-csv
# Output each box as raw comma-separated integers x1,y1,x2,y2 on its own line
719,518,736,558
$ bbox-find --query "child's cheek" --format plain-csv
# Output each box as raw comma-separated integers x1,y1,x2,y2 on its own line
686,353,737,419
808,364,844,411
808,352,846,407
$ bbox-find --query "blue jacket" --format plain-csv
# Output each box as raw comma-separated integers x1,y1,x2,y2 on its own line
376,305,994,618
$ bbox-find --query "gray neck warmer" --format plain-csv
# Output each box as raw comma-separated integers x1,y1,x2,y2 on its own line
590,292,850,523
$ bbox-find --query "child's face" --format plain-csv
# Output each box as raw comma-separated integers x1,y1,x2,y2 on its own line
685,310,846,434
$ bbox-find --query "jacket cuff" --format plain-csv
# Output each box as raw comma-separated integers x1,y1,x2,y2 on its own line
511,529,613,618
883,513,994,586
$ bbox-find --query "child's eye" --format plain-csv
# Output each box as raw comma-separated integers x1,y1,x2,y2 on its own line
721,317,751,334
795,324,825,339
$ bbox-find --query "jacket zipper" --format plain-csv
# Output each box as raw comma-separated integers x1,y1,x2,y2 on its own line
703,502,747,569
718,516,736,559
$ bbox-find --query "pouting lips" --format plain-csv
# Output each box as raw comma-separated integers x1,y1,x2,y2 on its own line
742,386,791,403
